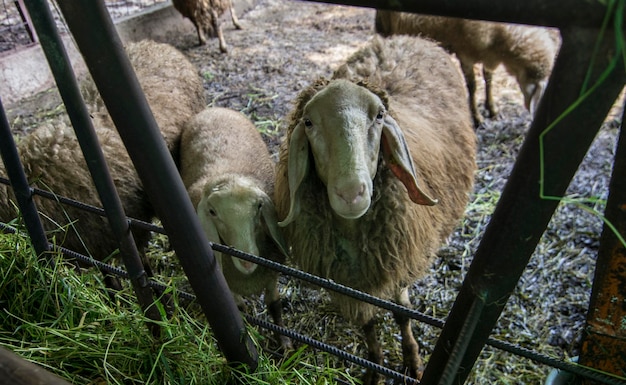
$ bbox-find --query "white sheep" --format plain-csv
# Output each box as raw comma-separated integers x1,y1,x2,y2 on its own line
172,0,243,53
0,121,154,284
82,39,206,163
180,106,291,349
275,35,477,383
375,11,561,126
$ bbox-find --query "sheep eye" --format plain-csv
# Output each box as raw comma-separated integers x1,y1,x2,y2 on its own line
303,118,313,128
208,208,217,217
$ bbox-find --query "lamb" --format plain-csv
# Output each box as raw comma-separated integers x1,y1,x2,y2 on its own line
180,106,291,349
82,39,206,163
172,0,243,53
375,11,561,127
274,35,477,383
0,121,155,285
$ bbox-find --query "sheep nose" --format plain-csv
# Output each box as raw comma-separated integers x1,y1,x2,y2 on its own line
337,183,366,205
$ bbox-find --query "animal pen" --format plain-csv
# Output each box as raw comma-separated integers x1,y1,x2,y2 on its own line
0,0,625,384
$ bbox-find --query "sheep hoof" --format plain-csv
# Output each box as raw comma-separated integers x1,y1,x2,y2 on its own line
362,369,382,385
277,335,293,352
472,114,485,129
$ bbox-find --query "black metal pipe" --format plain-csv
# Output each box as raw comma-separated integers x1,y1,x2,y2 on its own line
22,0,162,332
421,26,626,384
302,0,617,29
53,0,258,370
0,97,49,257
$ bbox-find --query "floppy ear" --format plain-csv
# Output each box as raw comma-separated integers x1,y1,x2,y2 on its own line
278,122,309,226
197,196,224,267
381,115,438,206
260,194,290,259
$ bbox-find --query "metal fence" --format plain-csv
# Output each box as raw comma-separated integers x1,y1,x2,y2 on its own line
0,0,167,53
0,0,625,384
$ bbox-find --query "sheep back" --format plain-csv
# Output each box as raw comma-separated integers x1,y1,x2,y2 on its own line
181,107,274,207
275,35,476,323
82,39,206,164
0,121,154,261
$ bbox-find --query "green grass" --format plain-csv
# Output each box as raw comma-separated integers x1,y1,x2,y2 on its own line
0,228,360,384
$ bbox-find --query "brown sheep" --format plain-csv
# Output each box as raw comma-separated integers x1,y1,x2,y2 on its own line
172,0,243,53
275,35,477,384
375,11,561,127
82,39,206,163
0,39,204,289
180,107,291,349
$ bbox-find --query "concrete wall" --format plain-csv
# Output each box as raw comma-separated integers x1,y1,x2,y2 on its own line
0,0,252,108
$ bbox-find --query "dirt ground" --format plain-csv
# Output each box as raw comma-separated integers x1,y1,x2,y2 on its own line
4,0,623,383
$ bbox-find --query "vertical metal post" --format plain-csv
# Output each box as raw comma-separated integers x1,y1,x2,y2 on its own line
14,0,38,44
578,111,626,382
0,97,49,257
53,0,258,371
21,0,163,334
421,26,626,384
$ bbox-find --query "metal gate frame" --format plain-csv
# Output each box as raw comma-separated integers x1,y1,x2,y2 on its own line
2,0,625,383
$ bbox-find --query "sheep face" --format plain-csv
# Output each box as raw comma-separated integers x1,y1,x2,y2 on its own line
197,177,289,275
302,80,382,219
519,76,547,115
280,79,437,225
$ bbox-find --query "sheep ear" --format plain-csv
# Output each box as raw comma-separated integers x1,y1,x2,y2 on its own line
381,115,438,206
279,122,308,226
260,194,290,259
197,197,224,267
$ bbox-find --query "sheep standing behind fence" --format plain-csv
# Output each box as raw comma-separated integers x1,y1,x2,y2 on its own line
180,106,291,350
81,39,206,164
275,35,477,384
375,11,561,127
172,0,243,53
0,39,205,288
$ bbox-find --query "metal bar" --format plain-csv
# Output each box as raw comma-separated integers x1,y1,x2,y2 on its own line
14,0,38,44
0,97,49,257
421,25,626,384
578,109,626,382
302,0,616,29
0,346,72,385
437,296,485,385
21,0,163,334
53,0,258,370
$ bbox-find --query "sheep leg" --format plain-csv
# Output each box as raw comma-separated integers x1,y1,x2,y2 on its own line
265,283,293,351
459,58,483,128
210,9,228,53
394,287,423,380
483,66,498,118
229,2,243,30
194,22,207,46
362,318,383,385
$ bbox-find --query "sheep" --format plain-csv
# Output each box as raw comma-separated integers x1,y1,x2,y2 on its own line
172,0,243,53
274,35,477,384
82,39,206,163
375,11,561,127
180,106,291,350
0,121,155,289
1,39,204,290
